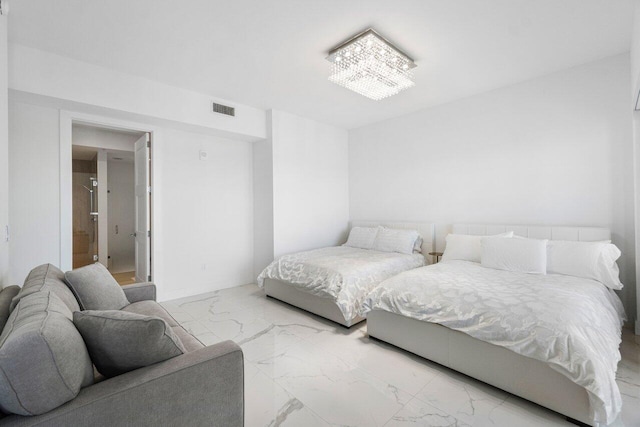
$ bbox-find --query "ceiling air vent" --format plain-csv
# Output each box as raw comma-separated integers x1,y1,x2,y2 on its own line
212,102,235,117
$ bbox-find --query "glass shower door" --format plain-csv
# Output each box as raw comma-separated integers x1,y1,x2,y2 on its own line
72,168,98,268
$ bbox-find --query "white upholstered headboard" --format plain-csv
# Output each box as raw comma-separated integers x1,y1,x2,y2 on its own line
450,224,611,242
350,221,436,263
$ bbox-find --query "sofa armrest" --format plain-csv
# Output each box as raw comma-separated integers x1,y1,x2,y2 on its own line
121,282,156,303
0,341,244,427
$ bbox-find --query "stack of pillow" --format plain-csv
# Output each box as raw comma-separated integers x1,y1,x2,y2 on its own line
441,232,623,290
344,226,422,255
64,264,188,378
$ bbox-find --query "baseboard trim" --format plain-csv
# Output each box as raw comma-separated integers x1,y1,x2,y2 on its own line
158,282,254,302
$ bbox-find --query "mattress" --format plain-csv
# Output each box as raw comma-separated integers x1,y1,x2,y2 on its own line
257,246,425,321
361,260,626,425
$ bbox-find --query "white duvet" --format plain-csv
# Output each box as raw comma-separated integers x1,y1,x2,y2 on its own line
257,246,425,321
361,261,626,425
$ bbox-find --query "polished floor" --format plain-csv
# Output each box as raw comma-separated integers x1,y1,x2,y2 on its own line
162,284,640,427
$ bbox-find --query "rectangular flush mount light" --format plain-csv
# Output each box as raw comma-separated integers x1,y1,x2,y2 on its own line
326,28,417,101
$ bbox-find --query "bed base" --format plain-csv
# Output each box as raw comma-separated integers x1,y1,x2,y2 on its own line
367,310,593,426
264,278,365,328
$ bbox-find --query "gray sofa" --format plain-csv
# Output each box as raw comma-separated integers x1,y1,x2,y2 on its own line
0,264,244,427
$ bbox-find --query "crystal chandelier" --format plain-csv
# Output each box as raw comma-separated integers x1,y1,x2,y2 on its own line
326,29,417,101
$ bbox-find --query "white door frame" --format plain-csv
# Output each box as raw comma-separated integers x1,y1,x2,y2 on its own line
133,133,151,283
59,111,158,285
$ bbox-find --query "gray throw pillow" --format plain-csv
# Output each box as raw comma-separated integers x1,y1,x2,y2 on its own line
65,263,129,310
73,310,186,378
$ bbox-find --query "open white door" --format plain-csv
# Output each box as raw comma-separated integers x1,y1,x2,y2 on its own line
134,133,151,282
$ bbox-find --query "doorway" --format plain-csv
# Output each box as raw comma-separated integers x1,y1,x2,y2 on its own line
71,123,152,285
71,148,98,268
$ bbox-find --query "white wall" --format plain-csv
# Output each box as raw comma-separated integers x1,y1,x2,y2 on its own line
0,14,8,286
9,100,254,300
251,110,350,277
8,101,61,284
252,116,274,278
107,159,135,273
632,0,640,101
9,43,266,142
349,54,636,322
153,128,254,300
271,110,350,257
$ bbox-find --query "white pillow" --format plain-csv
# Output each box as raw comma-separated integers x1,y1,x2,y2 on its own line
441,232,514,263
344,226,379,250
547,240,623,290
481,237,548,274
372,227,420,255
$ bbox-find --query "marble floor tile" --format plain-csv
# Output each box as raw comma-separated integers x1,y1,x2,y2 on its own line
161,305,195,323
168,284,640,427
474,395,573,427
194,331,224,346
616,391,640,427
244,362,329,426
385,397,469,426
256,340,412,426
202,308,274,342
179,319,211,335
239,325,303,363
414,374,508,425
305,327,440,396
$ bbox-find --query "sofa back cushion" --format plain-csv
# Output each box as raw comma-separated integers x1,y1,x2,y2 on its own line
10,264,80,313
64,263,129,310
0,286,20,333
0,291,94,415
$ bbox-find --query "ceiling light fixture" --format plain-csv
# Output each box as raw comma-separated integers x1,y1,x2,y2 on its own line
326,28,416,101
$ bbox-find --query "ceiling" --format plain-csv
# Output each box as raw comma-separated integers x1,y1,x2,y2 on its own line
73,123,144,139
71,146,97,161
8,0,634,129
72,145,135,163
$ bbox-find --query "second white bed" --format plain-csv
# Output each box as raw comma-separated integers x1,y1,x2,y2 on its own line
258,245,425,326
362,256,626,425
257,221,435,327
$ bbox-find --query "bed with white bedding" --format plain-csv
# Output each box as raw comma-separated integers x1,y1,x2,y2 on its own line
362,224,626,426
257,221,434,327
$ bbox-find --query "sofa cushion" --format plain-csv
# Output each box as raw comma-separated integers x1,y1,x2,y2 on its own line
122,300,203,352
0,286,20,333
122,300,179,327
172,325,205,352
65,263,129,310
10,264,80,313
0,291,94,415
73,310,186,378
